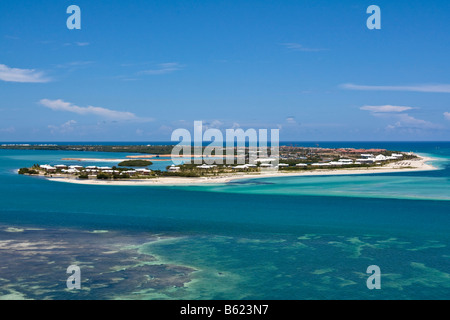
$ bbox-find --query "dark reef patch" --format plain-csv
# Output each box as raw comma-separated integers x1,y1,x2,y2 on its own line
0,225,195,300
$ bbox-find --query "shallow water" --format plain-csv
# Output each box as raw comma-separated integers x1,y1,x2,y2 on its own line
0,142,449,299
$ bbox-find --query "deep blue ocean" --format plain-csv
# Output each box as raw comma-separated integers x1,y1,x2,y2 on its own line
0,142,449,300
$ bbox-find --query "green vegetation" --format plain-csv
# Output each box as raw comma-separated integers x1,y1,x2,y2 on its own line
157,163,261,177
113,174,130,179
14,144,416,181
18,168,39,175
279,159,311,165
118,160,152,167
96,173,110,180
0,144,175,154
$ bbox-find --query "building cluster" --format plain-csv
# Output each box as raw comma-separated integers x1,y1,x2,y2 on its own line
37,151,407,178
169,151,407,172
307,153,404,167
39,164,152,176
356,153,404,164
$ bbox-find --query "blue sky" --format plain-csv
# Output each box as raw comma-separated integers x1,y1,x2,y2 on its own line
1,0,449,141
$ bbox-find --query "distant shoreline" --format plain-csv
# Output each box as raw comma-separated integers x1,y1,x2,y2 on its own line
46,155,438,186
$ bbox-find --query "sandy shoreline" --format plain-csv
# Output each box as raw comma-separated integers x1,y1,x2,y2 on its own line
46,155,439,186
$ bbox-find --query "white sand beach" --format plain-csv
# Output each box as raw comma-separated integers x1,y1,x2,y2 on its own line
46,155,438,186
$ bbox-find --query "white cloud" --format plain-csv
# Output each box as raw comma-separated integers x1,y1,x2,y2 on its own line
203,120,224,130
48,120,77,134
444,112,450,120
40,99,144,121
0,126,15,133
392,114,439,129
360,105,414,113
139,62,182,75
0,64,51,83
286,117,297,124
64,42,90,47
56,61,94,69
231,122,241,129
281,43,325,52
341,83,450,93
360,104,440,130
376,113,440,130
285,116,301,127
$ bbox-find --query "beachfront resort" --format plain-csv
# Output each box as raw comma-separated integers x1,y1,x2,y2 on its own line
17,145,420,182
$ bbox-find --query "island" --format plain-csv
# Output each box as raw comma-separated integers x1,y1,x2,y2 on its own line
14,145,437,186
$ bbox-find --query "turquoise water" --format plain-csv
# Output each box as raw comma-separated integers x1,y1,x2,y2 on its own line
184,157,450,201
0,142,449,299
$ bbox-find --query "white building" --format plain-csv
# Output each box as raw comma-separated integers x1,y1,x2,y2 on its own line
40,165,56,172
197,164,215,169
63,168,79,174
136,169,151,175
391,153,404,158
375,155,387,161
311,163,331,166
356,158,375,164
